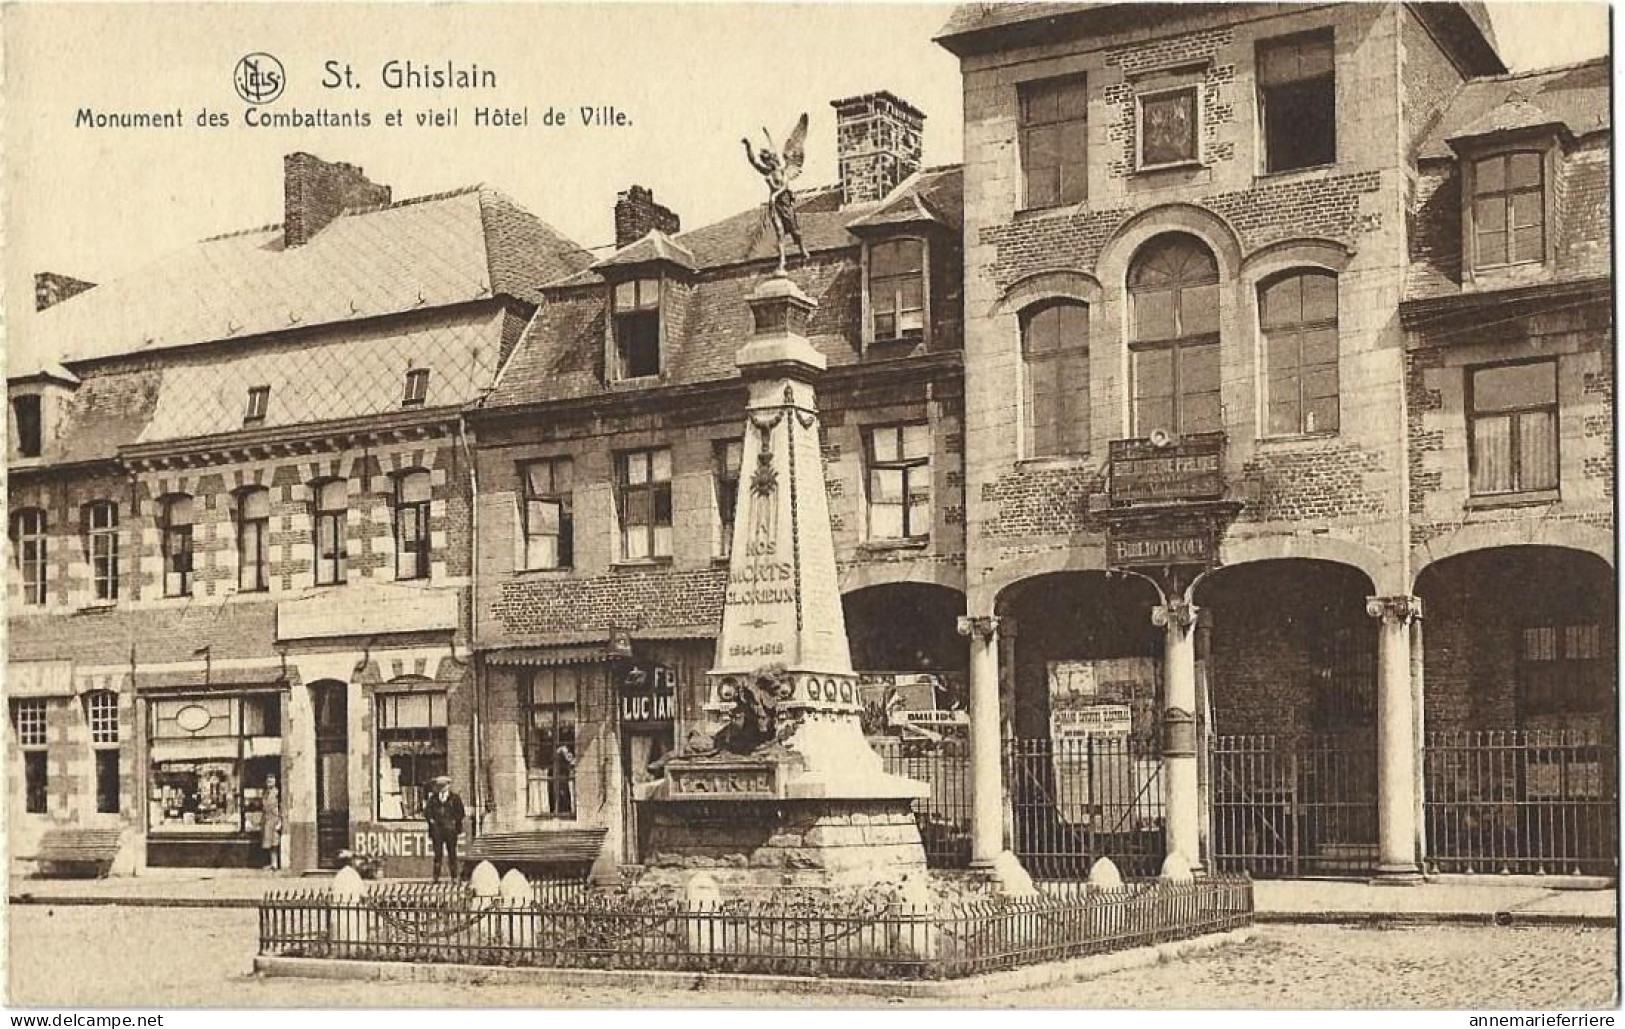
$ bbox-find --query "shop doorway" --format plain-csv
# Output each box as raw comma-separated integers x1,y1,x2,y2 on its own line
623,728,673,862
312,681,349,868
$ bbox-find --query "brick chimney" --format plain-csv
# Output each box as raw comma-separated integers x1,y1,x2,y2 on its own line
614,185,681,248
831,91,926,207
34,272,96,312
283,153,392,248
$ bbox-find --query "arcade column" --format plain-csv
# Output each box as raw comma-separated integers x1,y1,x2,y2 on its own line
957,614,1003,869
1368,594,1424,883
1153,597,1201,872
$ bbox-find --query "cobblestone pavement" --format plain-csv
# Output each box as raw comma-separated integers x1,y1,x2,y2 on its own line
7,906,1618,1009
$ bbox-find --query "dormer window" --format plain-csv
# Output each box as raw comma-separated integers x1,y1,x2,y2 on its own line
244,385,269,424
612,277,662,379
1469,151,1547,271
869,239,925,343
12,394,42,458
403,368,430,407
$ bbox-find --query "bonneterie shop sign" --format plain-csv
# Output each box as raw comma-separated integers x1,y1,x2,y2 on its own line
620,664,676,724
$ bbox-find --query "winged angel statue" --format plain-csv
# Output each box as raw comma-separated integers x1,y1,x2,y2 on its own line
743,113,810,273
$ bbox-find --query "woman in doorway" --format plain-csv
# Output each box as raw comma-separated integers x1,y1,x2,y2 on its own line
261,775,284,871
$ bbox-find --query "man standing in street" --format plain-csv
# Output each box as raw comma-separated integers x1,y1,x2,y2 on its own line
423,774,465,882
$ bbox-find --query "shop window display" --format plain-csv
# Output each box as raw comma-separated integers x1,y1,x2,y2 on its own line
148,693,282,837
376,690,448,820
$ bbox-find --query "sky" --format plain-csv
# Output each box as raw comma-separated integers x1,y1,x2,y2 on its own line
2,2,1612,370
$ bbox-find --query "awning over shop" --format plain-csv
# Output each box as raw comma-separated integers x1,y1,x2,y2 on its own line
483,645,614,667
8,661,75,698
135,667,288,693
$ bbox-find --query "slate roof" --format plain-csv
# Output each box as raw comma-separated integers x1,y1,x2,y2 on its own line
1418,58,1611,160
14,183,591,465
485,166,964,411
14,185,591,376
591,230,699,273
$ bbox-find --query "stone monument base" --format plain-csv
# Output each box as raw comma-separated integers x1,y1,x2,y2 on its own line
638,798,926,889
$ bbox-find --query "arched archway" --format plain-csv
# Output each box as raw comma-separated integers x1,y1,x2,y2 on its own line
995,571,1165,877
1414,546,1616,875
844,582,969,728
1194,558,1380,876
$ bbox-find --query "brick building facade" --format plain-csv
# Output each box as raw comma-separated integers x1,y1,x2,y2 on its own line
466,95,969,870
936,2,1613,878
7,154,591,875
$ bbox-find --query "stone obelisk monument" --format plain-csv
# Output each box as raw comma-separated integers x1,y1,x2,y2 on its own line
638,273,927,886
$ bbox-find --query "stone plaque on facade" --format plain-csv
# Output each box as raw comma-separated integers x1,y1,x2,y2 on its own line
666,760,782,799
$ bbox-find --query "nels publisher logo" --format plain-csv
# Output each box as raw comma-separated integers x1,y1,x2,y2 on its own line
234,52,285,105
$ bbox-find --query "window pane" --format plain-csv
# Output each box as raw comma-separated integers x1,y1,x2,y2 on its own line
650,449,671,482
614,281,637,310
1057,301,1089,344
1301,274,1338,323
869,427,899,463
526,534,558,570
1474,362,1556,412
1302,366,1339,402
871,242,899,279
1135,290,1177,341
1134,347,1174,399
1476,155,1506,194
653,485,673,525
1472,414,1513,493
624,453,648,485
1508,152,1542,189
872,468,904,503
1023,306,1059,357
1304,396,1339,435
1266,330,1300,375
1260,276,1301,329
908,494,932,538
652,524,672,558
1477,229,1508,267
1301,326,1339,369
1510,190,1543,230
1136,398,1174,438
624,488,652,526
1181,391,1222,434
1513,225,1543,264
1268,400,1302,437
1180,282,1220,336
623,527,649,560
1182,342,1220,394
1518,410,1558,490
1056,78,1088,120
870,501,903,540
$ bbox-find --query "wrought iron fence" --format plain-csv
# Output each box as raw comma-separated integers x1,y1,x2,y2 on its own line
1423,728,1618,876
1210,732,1378,877
874,735,1167,876
259,876,1252,981
1006,736,1167,879
874,736,973,867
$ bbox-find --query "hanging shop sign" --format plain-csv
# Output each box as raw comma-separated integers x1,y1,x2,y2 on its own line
620,663,677,725
1106,524,1216,568
1109,435,1224,504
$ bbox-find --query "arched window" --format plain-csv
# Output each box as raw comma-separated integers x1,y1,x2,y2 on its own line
312,479,348,586
160,495,194,597
11,508,47,606
1260,270,1339,436
236,488,271,592
1129,234,1221,436
1021,299,1091,456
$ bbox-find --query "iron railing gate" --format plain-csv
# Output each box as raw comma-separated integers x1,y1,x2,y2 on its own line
1210,731,1379,877
1423,728,1618,876
873,736,973,867
1005,736,1166,879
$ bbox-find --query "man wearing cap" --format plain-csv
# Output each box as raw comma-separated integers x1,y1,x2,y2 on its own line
423,774,466,882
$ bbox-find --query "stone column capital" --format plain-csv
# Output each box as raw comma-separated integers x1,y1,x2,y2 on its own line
1152,599,1200,630
1366,595,1423,625
956,615,1001,642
